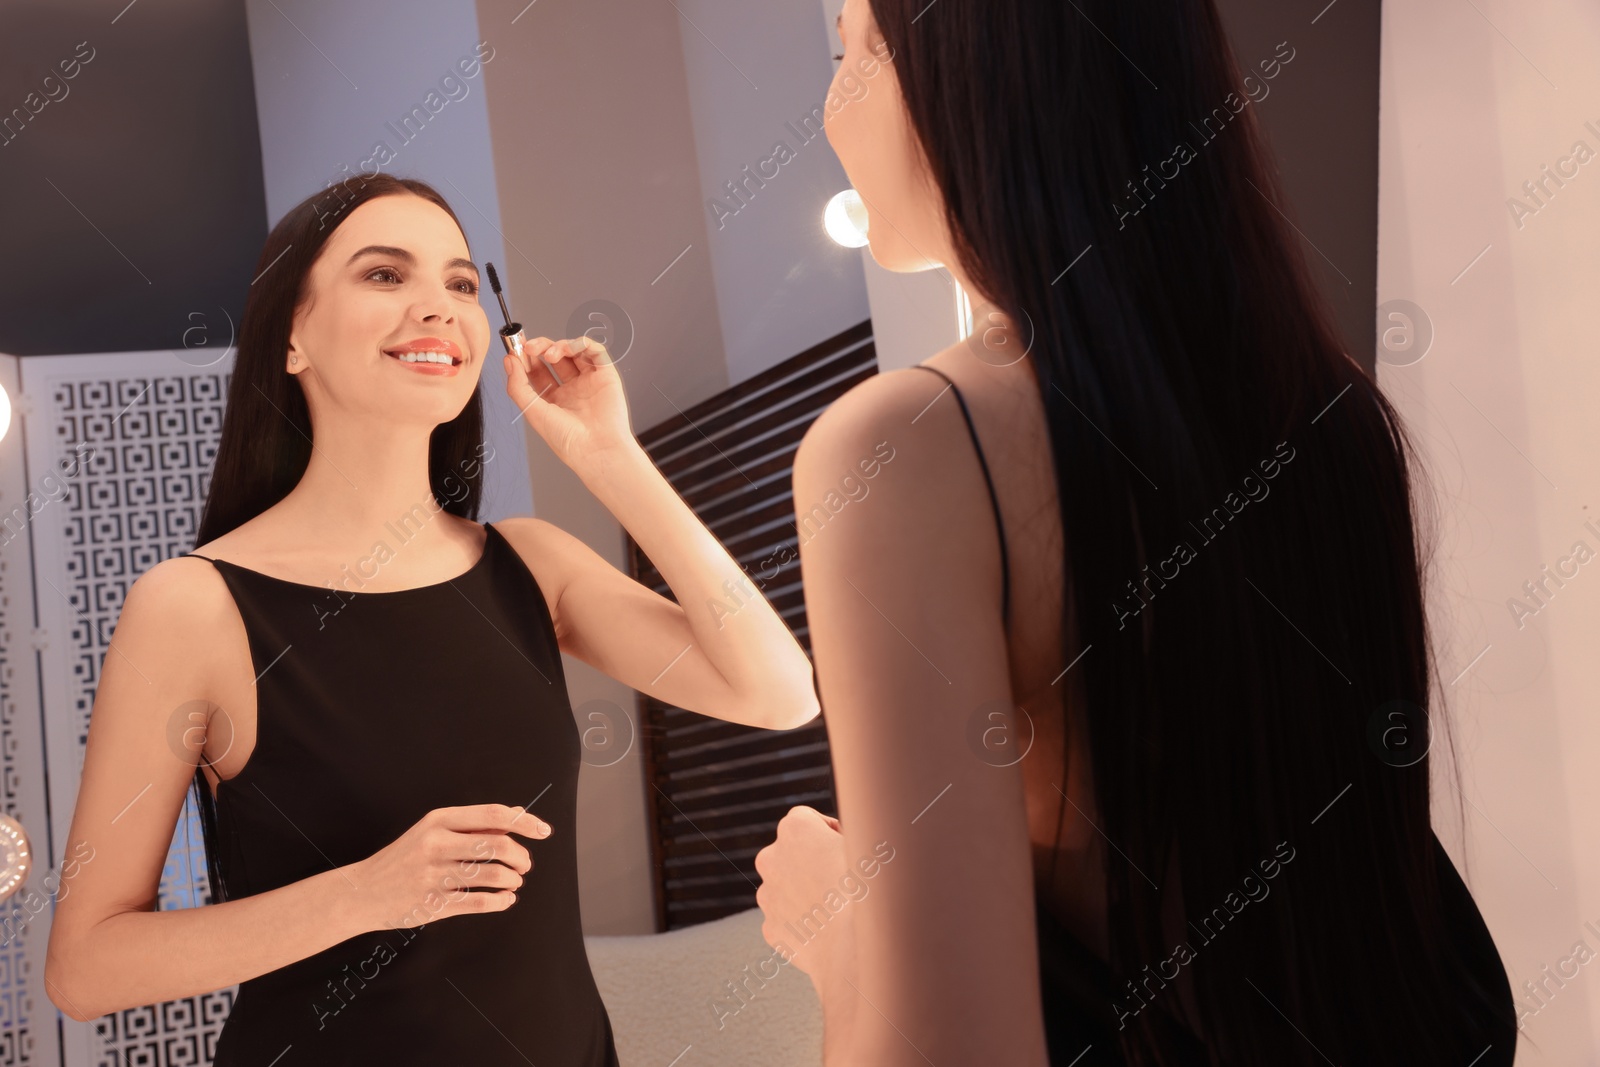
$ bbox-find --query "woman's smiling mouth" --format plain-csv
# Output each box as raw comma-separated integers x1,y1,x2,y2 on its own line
384,337,465,374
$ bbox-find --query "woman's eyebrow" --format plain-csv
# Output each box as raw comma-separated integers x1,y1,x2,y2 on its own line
346,244,479,276
348,244,413,266
835,12,843,33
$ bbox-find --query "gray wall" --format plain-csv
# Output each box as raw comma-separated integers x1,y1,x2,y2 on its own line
676,0,873,383
473,0,729,432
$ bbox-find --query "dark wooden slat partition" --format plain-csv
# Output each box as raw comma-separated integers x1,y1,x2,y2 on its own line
627,318,876,931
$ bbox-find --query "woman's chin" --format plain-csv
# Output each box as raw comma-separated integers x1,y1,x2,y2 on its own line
865,241,933,274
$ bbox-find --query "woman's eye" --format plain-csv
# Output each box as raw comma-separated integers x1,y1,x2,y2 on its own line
832,53,844,61
367,267,478,295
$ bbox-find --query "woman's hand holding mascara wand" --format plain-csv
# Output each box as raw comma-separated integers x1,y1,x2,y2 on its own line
486,267,819,738
504,334,636,473
486,260,637,473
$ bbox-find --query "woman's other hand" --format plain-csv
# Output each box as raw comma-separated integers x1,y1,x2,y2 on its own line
754,805,853,985
351,803,552,931
504,336,636,472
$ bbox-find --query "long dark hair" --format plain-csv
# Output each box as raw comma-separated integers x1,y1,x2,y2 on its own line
190,175,486,905
866,0,1505,1062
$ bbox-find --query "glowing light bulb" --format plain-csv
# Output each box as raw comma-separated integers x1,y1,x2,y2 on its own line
824,189,870,247
0,382,11,445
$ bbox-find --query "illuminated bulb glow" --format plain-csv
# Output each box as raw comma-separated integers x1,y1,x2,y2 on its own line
822,189,973,348
824,189,870,248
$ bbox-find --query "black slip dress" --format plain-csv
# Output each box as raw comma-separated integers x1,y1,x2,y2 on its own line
908,363,1517,1065
182,520,619,1066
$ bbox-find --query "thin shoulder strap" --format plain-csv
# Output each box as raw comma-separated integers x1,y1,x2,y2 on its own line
182,552,216,563
909,364,1011,628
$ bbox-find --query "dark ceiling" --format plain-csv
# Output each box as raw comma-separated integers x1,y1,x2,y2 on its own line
0,1,266,357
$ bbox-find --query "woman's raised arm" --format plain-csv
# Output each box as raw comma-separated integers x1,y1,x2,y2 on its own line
500,336,821,732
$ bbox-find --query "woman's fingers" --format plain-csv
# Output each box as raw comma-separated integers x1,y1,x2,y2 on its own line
551,337,593,365
518,344,571,396
504,353,552,415
435,802,552,838
509,336,544,380
573,337,614,372
523,336,555,363
537,339,591,384
509,336,614,398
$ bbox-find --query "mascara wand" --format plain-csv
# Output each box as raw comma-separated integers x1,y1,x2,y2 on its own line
485,262,563,386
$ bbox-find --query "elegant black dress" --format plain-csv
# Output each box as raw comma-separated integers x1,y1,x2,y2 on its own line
909,364,1516,1065
183,520,619,1066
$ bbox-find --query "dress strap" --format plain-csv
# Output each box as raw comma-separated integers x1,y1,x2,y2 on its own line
909,364,1011,628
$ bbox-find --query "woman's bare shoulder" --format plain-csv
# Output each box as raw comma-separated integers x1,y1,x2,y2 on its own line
108,553,241,715
800,359,963,460
794,359,998,556
129,552,238,633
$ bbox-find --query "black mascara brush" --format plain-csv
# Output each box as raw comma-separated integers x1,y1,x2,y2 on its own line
485,262,563,386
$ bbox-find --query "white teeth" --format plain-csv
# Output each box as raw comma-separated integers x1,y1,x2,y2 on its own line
391,350,457,365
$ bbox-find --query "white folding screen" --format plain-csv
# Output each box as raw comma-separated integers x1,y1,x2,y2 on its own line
3,350,234,1066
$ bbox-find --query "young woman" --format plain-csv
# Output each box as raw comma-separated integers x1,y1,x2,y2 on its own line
753,0,1518,1064
42,175,819,1064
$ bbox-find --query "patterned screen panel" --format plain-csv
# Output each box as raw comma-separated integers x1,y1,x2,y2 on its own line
14,351,235,1067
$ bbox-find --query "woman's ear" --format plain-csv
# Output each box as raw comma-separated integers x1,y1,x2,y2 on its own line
285,308,309,374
